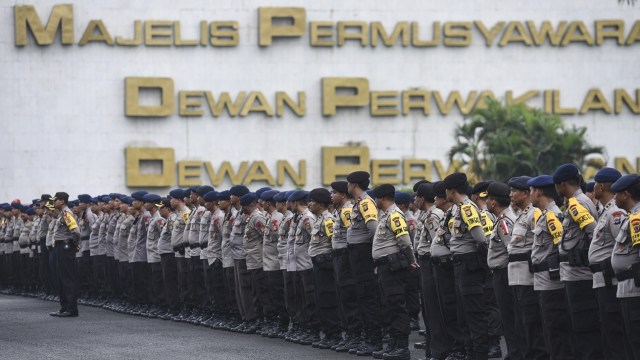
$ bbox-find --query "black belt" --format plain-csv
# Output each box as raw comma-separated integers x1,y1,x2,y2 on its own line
81,237,89,241
589,260,610,274
190,244,200,249
19,244,29,249
374,256,390,265
616,269,634,281
430,256,453,265
508,252,531,263
452,252,479,262
532,262,549,273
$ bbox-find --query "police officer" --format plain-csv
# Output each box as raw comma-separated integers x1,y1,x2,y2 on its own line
203,190,226,326
89,196,107,304
443,172,488,360
116,197,134,309
217,190,241,330
144,193,165,317
195,186,215,324
77,194,96,300
37,195,52,296
169,189,191,320
49,192,80,317
611,174,640,359
553,163,604,360
371,184,418,360
507,176,547,360
528,175,575,360
589,168,631,360
229,185,254,332
157,197,180,319
346,171,383,355
485,181,523,360
307,188,342,349
395,191,421,333
130,191,150,314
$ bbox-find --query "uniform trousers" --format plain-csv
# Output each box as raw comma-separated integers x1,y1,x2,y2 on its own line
333,247,362,337
55,242,78,314
564,279,604,360
348,243,382,343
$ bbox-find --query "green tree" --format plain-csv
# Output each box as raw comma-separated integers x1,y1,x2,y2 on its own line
448,98,605,182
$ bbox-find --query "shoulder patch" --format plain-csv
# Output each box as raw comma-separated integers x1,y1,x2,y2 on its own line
182,211,189,224
341,207,352,227
63,212,78,231
546,212,563,245
567,198,595,229
460,204,481,230
359,198,378,223
389,212,409,238
630,213,640,248
324,218,335,238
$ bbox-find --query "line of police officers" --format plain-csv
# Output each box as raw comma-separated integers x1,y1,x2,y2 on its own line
1,166,639,360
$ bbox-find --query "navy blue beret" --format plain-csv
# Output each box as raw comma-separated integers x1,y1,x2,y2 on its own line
255,187,272,199
0,203,10,211
68,200,79,207
189,186,199,192
527,175,554,188
309,188,331,204
100,195,111,203
217,190,231,201
78,194,92,204
203,191,218,202
273,191,288,202
183,188,192,197
594,167,622,183
230,185,250,197
373,184,395,199
260,190,279,201
169,189,185,200
121,197,134,205
347,171,370,183
395,191,412,204
330,181,349,194
433,181,446,197
131,191,148,201
91,197,100,204
553,163,580,184
25,207,35,216
196,185,214,197
508,176,532,190
586,181,595,193
287,190,309,202
284,190,295,201
443,172,468,190
240,193,257,206
142,194,161,203
611,174,640,193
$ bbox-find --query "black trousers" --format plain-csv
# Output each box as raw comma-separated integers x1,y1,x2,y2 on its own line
266,269,288,329
421,256,451,359
312,257,341,337
621,296,640,360
206,259,226,314
48,247,58,296
55,242,78,314
453,253,488,360
595,285,631,360
432,259,466,353
249,267,272,320
512,285,548,360
537,288,575,360
348,243,382,343
406,264,421,321
300,268,320,332
117,261,132,302
176,257,189,309
131,262,150,305
0,253,5,286
10,251,20,286
160,253,180,314
20,253,30,288
234,258,255,321
78,248,93,296
284,270,299,326
149,262,164,308
91,255,108,298
484,270,502,340
39,239,49,293
223,266,238,316
333,247,362,337
188,257,205,309
31,252,40,289
106,257,118,299
378,264,413,348
492,268,524,360
564,280,604,360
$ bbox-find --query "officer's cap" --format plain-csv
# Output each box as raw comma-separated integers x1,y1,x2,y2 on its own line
0,203,10,211
91,197,100,204
230,185,250,197
240,193,257,206
203,191,218,202
395,191,412,205
78,194,92,204
611,174,640,193
196,185,214,197
287,190,309,202
40,194,51,202
169,189,186,200
189,186,199,192
373,184,395,199
553,163,580,184
594,167,622,184
309,188,331,205
255,187,272,199
54,192,69,202
260,190,279,201
131,191,148,201
527,175,554,188
471,181,493,199
330,181,348,194
412,180,429,193
508,176,532,190
284,190,296,201
346,171,370,183
100,195,111,203
217,190,231,201
183,189,192,198
442,172,468,190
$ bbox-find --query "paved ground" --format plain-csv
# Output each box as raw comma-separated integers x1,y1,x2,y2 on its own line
0,294,432,360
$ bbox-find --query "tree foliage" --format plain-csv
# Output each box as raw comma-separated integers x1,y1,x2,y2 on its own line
448,99,605,182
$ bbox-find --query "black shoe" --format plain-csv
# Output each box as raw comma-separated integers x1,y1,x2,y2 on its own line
383,347,410,360
56,311,78,318
357,343,383,356
373,347,388,359
410,318,421,331
418,329,426,336
318,337,341,350
49,310,64,317
444,351,467,360
487,343,502,359
414,341,427,350
338,339,362,353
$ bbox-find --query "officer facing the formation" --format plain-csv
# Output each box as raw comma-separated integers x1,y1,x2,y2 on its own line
50,192,81,317
371,184,418,360
610,174,640,359
443,172,488,360
553,163,604,360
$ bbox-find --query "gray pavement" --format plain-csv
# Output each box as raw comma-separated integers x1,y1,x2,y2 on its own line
0,294,432,360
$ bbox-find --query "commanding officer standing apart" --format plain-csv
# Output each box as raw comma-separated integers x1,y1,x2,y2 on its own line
50,192,81,317
589,168,631,360
371,184,418,360
611,174,640,360
553,164,604,360
443,172,488,360
346,171,383,356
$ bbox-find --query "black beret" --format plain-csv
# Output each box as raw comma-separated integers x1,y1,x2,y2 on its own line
417,183,435,200
486,182,510,201
508,176,532,190
309,188,331,204
412,180,429,193
230,185,250,197
240,193,257,206
442,172,468,190
330,181,349,194
553,163,580,184
183,189,192,197
346,171,370,183
594,167,622,183
54,192,69,202
611,174,640,193
373,184,395,199
471,181,493,198
196,185,214,197
433,181,446,198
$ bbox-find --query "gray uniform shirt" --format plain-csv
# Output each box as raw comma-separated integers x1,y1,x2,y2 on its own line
532,202,565,291
589,198,624,288
89,212,105,256
508,203,541,286
105,213,121,258
52,207,80,245
221,207,238,267
294,209,314,271
80,208,96,253
487,207,517,270
97,212,110,257
132,210,150,262
127,216,139,262
5,217,15,252
46,217,56,247
199,210,212,260
146,211,163,263
450,198,486,255
230,209,248,260
112,213,124,261
206,209,224,264
308,210,335,258
117,215,134,262
332,202,352,250
188,206,205,257
559,189,598,282
158,212,176,255
372,204,415,262
171,207,190,258
19,219,32,254
431,206,455,258
611,202,640,298
38,214,51,241
416,209,431,256
286,213,299,272
278,210,293,270
264,210,283,271
13,217,23,253
244,209,266,270
347,194,378,245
